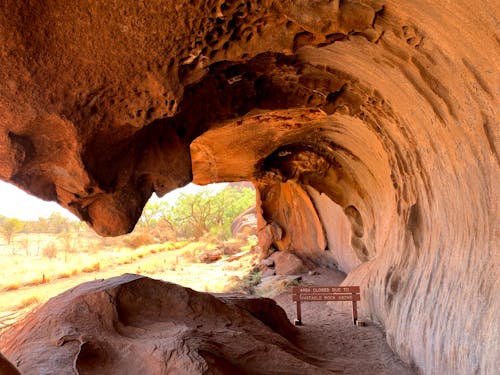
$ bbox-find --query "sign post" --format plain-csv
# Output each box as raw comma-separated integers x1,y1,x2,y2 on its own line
292,286,361,325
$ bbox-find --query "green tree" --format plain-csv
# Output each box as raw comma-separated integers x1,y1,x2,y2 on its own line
139,201,165,231
138,200,177,241
0,216,24,245
46,212,70,233
164,185,255,240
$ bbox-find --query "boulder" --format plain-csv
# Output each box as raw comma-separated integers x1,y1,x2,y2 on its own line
0,274,335,375
230,206,257,238
198,249,223,263
219,241,242,256
270,251,308,276
260,258,275,268
257,222,283,259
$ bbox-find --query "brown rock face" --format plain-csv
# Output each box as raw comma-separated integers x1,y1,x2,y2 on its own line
0,1,498,374
0,352,20,375
0,274,337,375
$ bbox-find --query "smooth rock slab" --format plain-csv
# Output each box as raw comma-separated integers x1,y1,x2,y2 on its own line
0,274,335,375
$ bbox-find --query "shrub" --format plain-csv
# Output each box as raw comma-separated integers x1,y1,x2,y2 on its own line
3,282,21,291
82,262,100,273
42,243,58,259
181,249,197,263
242,270,262,294
99,236,115,248
122,233,156,249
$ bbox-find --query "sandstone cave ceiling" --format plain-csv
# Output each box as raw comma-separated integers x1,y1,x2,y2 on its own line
0,1,498,374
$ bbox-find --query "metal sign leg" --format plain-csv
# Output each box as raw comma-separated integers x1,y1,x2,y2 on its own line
352,298,358,325
294,301,302,325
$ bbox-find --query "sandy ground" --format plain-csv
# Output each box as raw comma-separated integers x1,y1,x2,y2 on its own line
273,268,417,374
1,250,416,374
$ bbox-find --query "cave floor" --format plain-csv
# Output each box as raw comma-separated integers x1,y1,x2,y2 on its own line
273,268,417,375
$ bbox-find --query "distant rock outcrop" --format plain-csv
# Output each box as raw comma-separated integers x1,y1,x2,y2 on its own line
0,274,334,375
230,205,257,238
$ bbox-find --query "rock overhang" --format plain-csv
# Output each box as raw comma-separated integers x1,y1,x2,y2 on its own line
0,1,498,374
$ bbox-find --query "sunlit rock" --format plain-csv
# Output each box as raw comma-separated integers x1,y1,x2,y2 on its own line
0,274,336,375
0,1,498,373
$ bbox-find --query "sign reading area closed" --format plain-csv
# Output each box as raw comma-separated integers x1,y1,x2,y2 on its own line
292,286,361,325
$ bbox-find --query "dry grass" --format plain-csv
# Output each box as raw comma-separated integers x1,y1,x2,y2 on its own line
56,272,71,279
81,262,100,273
0,237,189,292
18,296,40,309
0,234,261,330
4,282,21,291
24,277,49,287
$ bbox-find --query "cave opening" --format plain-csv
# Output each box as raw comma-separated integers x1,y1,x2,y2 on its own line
0,0,497,372
0,180,263,327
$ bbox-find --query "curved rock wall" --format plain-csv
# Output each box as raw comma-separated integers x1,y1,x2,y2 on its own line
0,1,498,374
306,187,360,273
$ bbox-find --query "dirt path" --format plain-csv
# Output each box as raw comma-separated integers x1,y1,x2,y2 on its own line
273,268,417,374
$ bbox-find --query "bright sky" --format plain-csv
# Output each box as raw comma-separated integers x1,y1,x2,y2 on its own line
0,180,227,221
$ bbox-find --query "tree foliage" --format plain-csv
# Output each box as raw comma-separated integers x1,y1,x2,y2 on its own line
21,212,80,234
0,216,24,244
139,185,255,240
0,184,255,246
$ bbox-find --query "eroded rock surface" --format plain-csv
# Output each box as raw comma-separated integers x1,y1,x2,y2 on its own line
0,274,338,375
0,1,498,374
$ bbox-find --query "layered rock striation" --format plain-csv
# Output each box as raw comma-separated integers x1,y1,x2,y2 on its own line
0,1,498,374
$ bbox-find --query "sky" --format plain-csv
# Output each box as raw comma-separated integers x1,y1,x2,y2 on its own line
0,180,227,221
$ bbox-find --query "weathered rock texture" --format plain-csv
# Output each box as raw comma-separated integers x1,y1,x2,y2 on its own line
0,1,498,374
0,274,339,374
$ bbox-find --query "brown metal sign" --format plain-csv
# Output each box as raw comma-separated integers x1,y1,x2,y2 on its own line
292,285,361,326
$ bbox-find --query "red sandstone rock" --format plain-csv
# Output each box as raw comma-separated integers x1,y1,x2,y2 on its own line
0,1,498,374
270,251,308,276
198,249,223,263
0,274,336,375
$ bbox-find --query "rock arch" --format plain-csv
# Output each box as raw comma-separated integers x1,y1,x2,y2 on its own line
0,1,498,373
